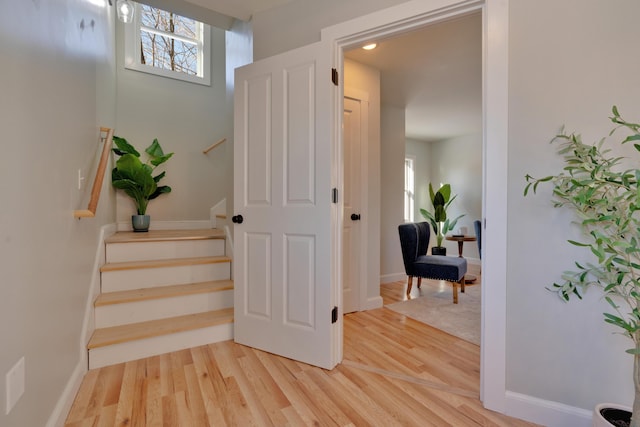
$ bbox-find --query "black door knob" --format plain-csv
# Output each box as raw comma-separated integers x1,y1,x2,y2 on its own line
350,213,361,221
232,214,244,224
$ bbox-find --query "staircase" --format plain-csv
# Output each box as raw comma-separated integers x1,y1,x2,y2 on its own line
87,229,234,369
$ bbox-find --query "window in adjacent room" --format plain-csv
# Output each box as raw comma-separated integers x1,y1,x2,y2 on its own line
404,156,415,222
124,2,211,85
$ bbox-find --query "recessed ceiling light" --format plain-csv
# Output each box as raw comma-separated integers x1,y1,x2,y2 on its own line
362,43,377,50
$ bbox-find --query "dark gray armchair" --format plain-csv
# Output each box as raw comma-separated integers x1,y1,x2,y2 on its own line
398,222,467,303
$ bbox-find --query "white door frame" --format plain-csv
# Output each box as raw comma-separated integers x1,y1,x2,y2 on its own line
322,0,508,412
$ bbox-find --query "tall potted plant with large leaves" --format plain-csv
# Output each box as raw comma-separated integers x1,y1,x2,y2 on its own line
111,136,174,232
420,183,464,255
524,107,640,427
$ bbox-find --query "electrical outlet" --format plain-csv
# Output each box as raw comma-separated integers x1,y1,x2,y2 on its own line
5,357,25,415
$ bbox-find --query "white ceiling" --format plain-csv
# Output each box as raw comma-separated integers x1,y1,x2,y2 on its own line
345,12,482,142
184,0,295,21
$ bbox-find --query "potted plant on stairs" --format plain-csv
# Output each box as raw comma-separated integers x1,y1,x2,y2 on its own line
111,136,174,232
420,183,464,256
524,107,640,427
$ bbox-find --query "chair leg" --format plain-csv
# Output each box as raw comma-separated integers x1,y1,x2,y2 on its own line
452,281,458,304
460,276,465,293
407,276,413,294
417,277,422,289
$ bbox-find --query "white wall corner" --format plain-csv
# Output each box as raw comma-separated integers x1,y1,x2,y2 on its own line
505,391,592,427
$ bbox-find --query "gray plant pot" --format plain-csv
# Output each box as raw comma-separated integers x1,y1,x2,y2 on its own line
132,214,150,232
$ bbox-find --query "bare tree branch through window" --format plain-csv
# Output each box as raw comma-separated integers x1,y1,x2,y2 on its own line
139,5,200,76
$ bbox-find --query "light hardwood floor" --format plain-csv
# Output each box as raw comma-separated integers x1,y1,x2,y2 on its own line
65,279,538,427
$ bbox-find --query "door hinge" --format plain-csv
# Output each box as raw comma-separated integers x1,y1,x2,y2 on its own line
331,68,339,86
332,188,338,203
331,306,338,324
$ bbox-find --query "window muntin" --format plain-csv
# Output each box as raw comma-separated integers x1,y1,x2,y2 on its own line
124,3,211,85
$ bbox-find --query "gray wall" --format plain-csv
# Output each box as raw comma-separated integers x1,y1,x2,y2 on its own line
429,134,482,260
252,0,640,416
507,0,640,409
380,105,406,281
115,22,234,224
0,1,116,426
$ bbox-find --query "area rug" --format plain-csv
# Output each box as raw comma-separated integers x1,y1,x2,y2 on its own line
385,283,481,345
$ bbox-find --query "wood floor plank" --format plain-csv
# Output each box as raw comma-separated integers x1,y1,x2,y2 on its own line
95,404,117,427
65,368,99,424
252,349,321,426
66,280,540,427
236,346,291,425
144,356,163,427
310,367,402,427
114,361,137,426
190,346,229,426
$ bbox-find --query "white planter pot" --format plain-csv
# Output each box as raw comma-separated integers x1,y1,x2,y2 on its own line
593,403,632,427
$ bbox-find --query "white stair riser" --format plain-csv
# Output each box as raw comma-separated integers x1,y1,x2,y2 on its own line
95,289,234,328
88,323,234,369
101,262,231,292
106,239,225,263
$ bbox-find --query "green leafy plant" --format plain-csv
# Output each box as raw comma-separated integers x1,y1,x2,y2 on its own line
420,183,464,248
524,106,640,426
111,136,174,215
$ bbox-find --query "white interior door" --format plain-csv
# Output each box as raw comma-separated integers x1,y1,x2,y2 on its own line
233,41,339,370
342,97,362,314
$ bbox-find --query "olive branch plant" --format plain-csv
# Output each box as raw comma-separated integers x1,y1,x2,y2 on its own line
524,107,640,426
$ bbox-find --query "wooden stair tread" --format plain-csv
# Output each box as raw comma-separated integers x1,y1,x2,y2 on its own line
105,228,225,244
100,256,231,272
88,308,234,349
95,280,234,306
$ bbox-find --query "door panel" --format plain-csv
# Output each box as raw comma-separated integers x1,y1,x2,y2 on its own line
342,97,362,314
245,233,271,317
234,41,338,370
284,234,315,328
246,75,272,206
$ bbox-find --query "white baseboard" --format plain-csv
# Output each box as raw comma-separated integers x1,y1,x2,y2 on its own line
46,362,86,427
380,273,406,284
363,295,383,310
505,391,592,427
116,220,212,231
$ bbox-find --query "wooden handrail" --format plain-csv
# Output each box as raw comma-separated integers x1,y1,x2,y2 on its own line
74,127,114,219
203,138,226,154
